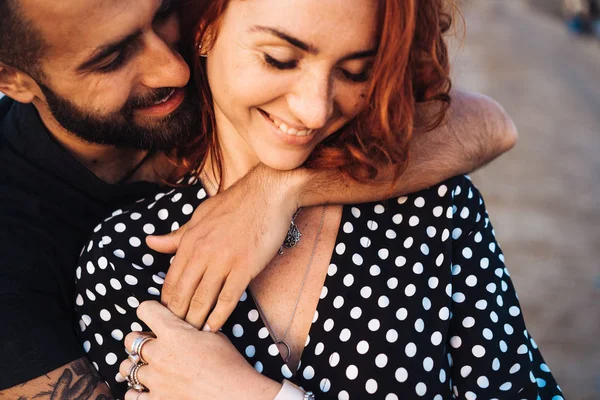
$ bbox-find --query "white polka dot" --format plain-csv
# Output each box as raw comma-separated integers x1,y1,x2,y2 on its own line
131,322,143,332
129,237,141,247
378,295,390,308
396,308,408,321
257,327,269,339
415,382,427,396
339,328,351,342
114,223,126,233
350,307,362,319
323,319,335,332
338,391,349,400
343,222,354,233
374,204,385,214
392,214,403,224
368,319,380,331
232,324,244,337
268,344,279,356
409,216,420,226
433,206,443,217
461,365,472,378
472,345,486,358
426,226,437,238
95,333,103,345
509,306,521,316
413,262,424,274
158,209,169,220
100,309,111,321
403,237,414,248
333,296,344,309
254,361,263,373
395,256,406,267
386,229,397,239
465,275,477,287
105,353,118,365
95,283,106,296
356,340,369,354
477,376,490,388
366,379,378,394
143,224,155,235
329,352,340,367
431,331,443,346
111,329,124,341
428,277,439,289
463,317,475,328
328,263,338,276
343,274,354,286
405,284,416,297
360,236,372,247
367,220,379,230
386,329,398,343
142,254,154,267
352,253,363,265
319,378,331,392
246,345,256,358
86,262,95,275
315,342,325,355
360,286,372,298
499,382,512,391
375,354,388,368
423,357,434,372
113,249,125,258
182,204,194,215
462,247,473,259
378,248,389,259
414,318,425,332
110,279,122,290
346,365,359,380
483,328,494,340
450,336,462,348
303,366,315,380
124,275,138,285
414,197,425,208
405,342,417,357
395,367,408,383
98,257,108,269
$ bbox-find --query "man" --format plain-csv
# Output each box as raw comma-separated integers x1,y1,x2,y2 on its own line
0,0,516,398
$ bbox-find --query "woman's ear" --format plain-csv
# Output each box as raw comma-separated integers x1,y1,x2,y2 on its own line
195,23,218,57
0,63,38,103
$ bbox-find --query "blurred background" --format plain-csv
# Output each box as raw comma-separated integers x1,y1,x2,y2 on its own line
452,1,599,399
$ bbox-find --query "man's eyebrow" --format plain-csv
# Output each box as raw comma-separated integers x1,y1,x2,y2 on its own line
77,30,142,72
249,25,319,54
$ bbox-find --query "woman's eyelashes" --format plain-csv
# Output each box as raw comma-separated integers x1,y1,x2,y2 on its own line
263,53,371,83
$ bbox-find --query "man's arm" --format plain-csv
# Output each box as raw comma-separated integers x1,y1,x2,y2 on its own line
151,89,517,332
294,90,517,206
0,358,114,400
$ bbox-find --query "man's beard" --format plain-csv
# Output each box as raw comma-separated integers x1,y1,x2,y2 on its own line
39,83,200,150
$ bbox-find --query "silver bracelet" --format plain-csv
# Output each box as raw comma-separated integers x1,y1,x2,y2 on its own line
275,380,315,400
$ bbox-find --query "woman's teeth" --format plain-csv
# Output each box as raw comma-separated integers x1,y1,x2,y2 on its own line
267,113,312,137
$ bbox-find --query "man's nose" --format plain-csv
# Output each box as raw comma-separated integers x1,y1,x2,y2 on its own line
138,31,190,90
288,71,334,130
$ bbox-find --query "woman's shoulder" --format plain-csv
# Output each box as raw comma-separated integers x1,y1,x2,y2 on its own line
349,174,484,226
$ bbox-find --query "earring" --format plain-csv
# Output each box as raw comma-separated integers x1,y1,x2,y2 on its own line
198,43,208,58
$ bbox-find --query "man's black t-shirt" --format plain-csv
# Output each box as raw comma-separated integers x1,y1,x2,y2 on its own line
0,99,161,388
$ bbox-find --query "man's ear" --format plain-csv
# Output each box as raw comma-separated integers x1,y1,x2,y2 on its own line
0,62,38,103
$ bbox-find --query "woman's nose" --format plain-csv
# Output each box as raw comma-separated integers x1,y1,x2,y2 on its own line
288,72,334,130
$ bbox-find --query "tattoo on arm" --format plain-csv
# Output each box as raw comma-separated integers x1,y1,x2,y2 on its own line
4,358,114,400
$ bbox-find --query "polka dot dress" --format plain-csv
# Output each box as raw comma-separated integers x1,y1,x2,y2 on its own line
75,175,564,399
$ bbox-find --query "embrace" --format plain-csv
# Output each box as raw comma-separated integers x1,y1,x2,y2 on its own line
0,0,564,399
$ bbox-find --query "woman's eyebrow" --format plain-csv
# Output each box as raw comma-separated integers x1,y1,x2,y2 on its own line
249,25,377,61
249,25,319,54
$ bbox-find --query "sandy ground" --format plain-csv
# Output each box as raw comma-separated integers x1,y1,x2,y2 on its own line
452,1,600,398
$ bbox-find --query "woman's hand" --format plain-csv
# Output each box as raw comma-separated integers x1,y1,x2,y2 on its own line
119,301,281,400
147,164,301,332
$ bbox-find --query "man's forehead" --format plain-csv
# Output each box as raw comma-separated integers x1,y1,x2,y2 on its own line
20,0,160,59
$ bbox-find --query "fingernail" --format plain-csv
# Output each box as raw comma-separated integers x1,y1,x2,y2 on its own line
115,373,126,383
202,323,211,332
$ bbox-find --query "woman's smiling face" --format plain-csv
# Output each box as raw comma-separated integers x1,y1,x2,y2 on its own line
204,0,378,173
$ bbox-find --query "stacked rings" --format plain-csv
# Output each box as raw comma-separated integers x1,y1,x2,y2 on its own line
126,334,155,393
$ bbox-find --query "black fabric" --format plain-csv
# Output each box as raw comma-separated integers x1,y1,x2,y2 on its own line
0,100,161,389
75,176,563,399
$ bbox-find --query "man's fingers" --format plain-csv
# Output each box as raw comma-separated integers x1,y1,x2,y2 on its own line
205,272,250,333
185,270,226,330
146,222,188,254
165,257,207,318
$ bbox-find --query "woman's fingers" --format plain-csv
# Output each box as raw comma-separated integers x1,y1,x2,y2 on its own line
124,390,151,400
204,271,252,332
185,268,227,329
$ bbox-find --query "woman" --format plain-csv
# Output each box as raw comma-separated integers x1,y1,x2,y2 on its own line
75,0,563,399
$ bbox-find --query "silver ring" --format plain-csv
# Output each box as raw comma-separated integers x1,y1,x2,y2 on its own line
127,362,147,388
130,335,154,364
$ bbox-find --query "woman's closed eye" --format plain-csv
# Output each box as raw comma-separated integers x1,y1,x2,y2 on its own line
263,54,298,70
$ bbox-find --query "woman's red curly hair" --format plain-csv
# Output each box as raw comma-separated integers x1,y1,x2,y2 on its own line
170,0,455,186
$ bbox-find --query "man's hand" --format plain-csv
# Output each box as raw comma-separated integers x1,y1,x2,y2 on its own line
148,89,517,333
119,301,281,400
147,165,300,332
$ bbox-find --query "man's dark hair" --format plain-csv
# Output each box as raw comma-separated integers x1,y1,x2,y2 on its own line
0,0,47,78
